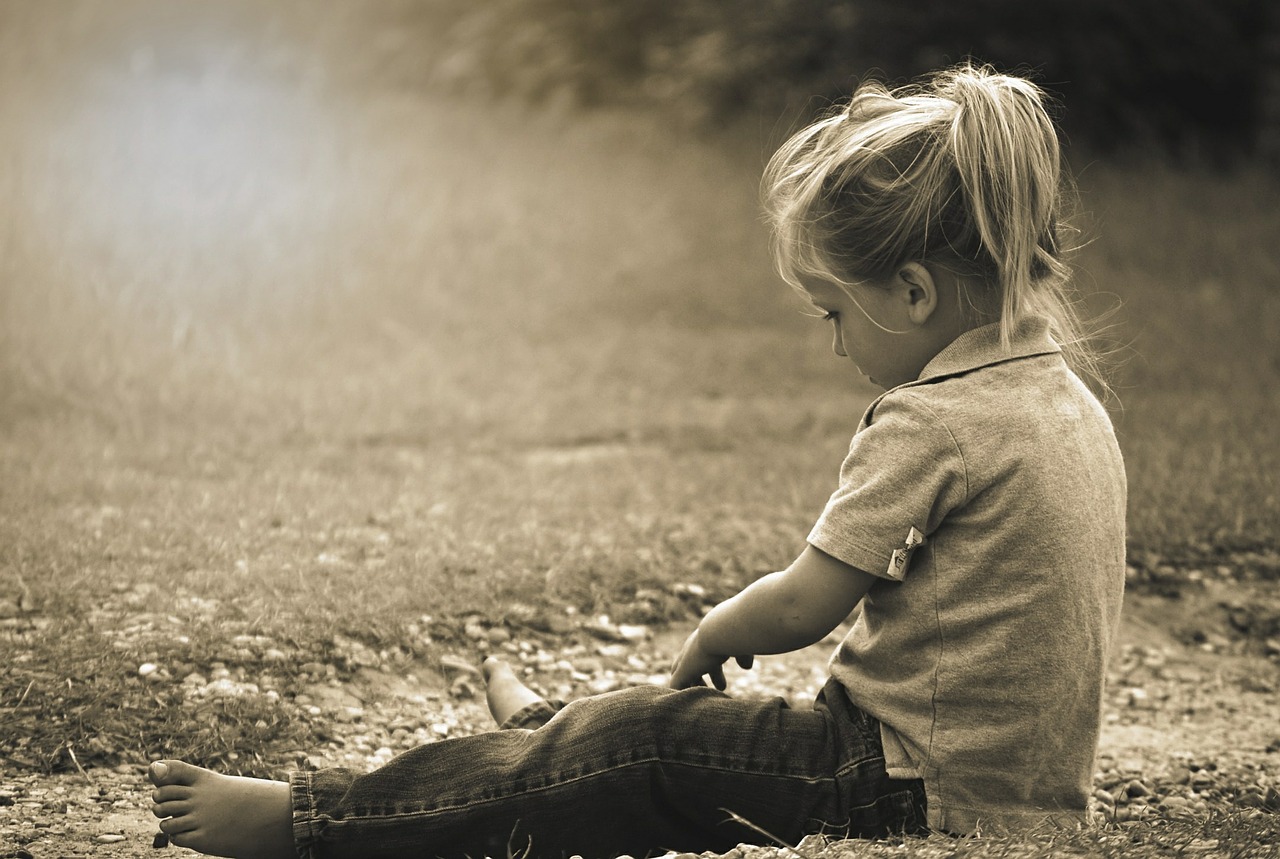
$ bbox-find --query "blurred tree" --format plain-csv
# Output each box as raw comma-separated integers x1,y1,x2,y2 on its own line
430,0,1275,159
1260,2,1280,164
846,0,1267,157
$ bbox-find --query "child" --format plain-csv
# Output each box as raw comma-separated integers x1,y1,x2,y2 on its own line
147,63,1126,858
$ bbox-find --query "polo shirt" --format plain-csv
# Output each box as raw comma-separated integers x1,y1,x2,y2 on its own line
808,314,1127,833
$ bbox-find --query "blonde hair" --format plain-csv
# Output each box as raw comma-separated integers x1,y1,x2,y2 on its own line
763,63,1107,394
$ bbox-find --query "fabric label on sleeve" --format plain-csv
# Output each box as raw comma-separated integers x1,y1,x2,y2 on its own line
887,526,925,578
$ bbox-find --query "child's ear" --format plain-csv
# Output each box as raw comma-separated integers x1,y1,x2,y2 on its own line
895,262,938,325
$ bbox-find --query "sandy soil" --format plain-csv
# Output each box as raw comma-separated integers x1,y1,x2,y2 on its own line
2,582,1277,858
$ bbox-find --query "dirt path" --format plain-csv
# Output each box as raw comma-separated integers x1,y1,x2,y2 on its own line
3,584,1278,857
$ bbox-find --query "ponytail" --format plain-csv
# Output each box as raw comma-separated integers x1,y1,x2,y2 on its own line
763,63,1110,398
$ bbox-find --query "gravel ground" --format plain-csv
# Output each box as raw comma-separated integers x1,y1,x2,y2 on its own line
2,577,1278,858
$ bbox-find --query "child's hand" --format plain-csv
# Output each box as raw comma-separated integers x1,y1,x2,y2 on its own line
668,629,754,690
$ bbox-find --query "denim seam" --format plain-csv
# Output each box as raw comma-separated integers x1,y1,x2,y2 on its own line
832,752,885,779
291,772,320,858
314,756,841,824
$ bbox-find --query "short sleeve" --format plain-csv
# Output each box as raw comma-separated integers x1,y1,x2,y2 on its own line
807,390,968,581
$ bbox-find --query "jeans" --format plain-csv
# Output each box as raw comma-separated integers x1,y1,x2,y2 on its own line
290,678,926,859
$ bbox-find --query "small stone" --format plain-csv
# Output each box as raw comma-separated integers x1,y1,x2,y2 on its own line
98,833,127,843
616,624,649,643
1236,788,1266,809
1160,795,1196,818
1092,788,1115,806
671,582,706,599
439,655,480,676
1125,779,1152,798
589,675,622,695
573,657,604,674
138,662,158,677
584,619,627,642
1117,757,1145,773
154,830,170,847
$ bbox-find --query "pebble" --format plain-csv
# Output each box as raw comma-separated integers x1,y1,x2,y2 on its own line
1125,779,1152,798
1159,795,1199,819
8,577,1279,856
440,654,480,675
1191,770,1216,789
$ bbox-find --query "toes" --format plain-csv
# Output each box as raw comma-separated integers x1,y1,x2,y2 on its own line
169,830,200,849
159,813,199,835
152,785,193,804
149,759,203,787
152,799,192,819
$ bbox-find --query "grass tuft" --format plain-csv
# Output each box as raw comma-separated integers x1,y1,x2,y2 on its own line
1,616,315,778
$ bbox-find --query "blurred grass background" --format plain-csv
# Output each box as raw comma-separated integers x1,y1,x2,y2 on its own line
1,0,1277,645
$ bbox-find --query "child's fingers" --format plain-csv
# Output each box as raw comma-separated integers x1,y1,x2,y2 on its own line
709,664,727,690
735,655,754,670
667,661,706,689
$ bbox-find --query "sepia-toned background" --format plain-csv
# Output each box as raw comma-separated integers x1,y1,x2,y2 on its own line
1,3,1278,843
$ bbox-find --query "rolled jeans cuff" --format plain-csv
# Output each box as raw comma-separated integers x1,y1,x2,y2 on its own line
290,770,328,857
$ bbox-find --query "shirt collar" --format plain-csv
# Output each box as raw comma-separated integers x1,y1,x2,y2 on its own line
915,314,1061,384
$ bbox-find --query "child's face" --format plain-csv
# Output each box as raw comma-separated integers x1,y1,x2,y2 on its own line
802,278,919,389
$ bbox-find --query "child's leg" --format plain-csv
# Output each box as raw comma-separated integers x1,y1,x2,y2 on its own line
150,680,923,859
148,659,545,858
149,762,293,859
286,681,921,859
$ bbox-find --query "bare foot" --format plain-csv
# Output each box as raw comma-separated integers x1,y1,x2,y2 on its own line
482,656,545,725
149,760,294,859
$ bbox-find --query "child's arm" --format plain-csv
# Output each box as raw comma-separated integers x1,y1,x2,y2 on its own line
669,545,875,689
